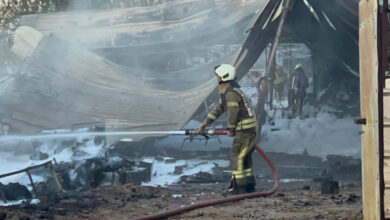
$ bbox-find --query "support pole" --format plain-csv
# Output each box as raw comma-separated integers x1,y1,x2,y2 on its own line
289,42,292,71
47,162,64,193
256,0,291,141
0,190,7,203
379,0,388,218
26,170,37,196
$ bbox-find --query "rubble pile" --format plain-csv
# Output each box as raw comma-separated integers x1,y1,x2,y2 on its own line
0,142,362,206
0,183,31,201
0,156,153,205
53,157,152,190
180,172,219,183
0,141,363,219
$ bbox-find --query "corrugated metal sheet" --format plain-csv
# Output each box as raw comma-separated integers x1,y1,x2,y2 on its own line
20,0,264,50
1,35,216,137
0,0,276,138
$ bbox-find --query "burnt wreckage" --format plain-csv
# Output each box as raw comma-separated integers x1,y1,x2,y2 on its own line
0,0,358,141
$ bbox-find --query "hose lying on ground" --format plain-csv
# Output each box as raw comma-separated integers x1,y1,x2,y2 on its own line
131,144,279,220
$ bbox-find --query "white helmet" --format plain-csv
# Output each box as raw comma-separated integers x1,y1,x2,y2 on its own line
215,64,236,82
294,63,302,70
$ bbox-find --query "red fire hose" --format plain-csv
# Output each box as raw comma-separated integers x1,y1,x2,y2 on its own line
131,129,279,220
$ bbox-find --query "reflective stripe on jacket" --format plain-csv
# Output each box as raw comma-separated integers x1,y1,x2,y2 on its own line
202,85,257,133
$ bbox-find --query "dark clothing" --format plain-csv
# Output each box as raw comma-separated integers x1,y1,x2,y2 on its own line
202,84,257,191
230,131,257,187
288,68,308,115
202,85,257,135
273,68,287,102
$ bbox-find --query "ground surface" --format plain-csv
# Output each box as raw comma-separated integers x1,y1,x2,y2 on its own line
0,181,362,220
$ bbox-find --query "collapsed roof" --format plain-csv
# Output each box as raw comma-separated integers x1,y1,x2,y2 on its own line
234,0,358,78
0,0,359,140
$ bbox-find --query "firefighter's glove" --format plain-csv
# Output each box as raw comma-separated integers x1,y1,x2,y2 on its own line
226,130,235,137
195,124,206,133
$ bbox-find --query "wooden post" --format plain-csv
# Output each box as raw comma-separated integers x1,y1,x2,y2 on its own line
256,0,291,140
0,190,7,203
47,162,64,193
379,0,388,218
0,161,64,198
25,170,37,196
359,0,381,219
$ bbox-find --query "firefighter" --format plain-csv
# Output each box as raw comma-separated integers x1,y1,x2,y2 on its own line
196,64,257,195
288,63,309,117
273,65,287,103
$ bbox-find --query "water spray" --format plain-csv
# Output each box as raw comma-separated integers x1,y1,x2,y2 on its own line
0,130,187,143
0,129,229,143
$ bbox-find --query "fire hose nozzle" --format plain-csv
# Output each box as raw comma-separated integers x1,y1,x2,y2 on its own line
184,129,228,136
180,129,230,150
184,129,210,138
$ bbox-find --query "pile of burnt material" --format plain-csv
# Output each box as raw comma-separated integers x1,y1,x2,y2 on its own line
0,183,32,202
0,156,153,204
112,141,362,183
51,157,153,191
179,163,231,184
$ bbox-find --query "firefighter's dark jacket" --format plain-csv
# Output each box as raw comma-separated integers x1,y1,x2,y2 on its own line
202,83,257,134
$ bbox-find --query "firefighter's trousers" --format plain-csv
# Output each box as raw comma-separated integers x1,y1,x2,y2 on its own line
229,131,256,190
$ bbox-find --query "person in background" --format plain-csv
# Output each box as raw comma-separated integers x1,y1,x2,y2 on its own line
273,65,288,103
288,63,309,117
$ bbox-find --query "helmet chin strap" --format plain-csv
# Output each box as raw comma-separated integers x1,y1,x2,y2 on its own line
218,80,240,88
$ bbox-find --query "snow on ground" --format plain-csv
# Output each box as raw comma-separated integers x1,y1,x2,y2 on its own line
266,178,311,183
0,198,40,207
142,158,229,187
260,110,361,158
241,86,361,158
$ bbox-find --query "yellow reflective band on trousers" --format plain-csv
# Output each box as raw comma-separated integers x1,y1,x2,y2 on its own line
232,168,254,179
231,145,249,179
227,101,239,107
236,117,257,131
207,113,216,120
232,168,252,175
